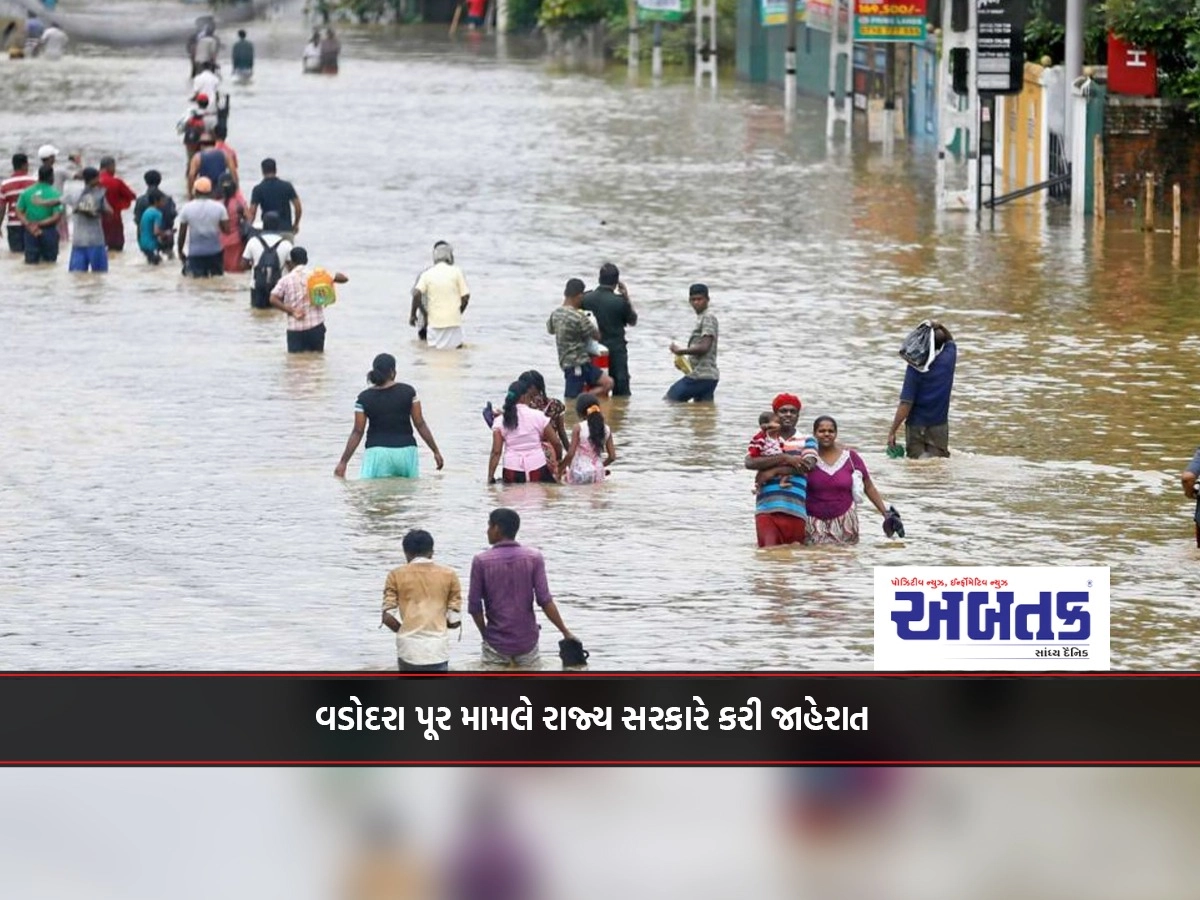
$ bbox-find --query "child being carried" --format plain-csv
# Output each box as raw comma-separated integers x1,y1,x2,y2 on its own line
750,410,809,494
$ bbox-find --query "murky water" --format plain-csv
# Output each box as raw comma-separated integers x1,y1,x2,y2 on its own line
2,16,1199,670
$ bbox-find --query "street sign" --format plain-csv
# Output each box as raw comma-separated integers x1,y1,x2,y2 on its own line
638,0,691,22
1107,33,1157,97
853,0,927,42
976,0,1025,94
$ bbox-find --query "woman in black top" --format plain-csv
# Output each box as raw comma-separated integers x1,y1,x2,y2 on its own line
334,353,444,479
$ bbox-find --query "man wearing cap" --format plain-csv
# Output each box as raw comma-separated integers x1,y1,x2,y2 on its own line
98,157,136,252
36,145,76,241
67,167,112,273
176,176,230,277
409,240,470,350
1,153,36,253
745,394,818,548
269,247,349,353
665,284,720,403
581,263,638,397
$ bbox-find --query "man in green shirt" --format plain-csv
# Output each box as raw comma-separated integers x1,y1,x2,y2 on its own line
582,262,638,396
15,165,63,264
547,278,613,400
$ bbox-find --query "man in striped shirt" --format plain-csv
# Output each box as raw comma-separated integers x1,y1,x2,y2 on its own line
745,393,818,548
1,154,37,253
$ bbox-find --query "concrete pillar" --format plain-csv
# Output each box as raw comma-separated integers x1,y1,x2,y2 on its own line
1064,0,1084,158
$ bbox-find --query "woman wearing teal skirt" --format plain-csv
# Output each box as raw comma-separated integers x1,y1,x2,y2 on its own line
334,353,444,479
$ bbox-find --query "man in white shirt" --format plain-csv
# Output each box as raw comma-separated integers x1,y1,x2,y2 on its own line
409,240,470,350
242,211,293,308
39,26,68,59
192,62,221,105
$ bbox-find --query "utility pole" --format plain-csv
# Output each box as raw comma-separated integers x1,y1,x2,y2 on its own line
695,0,717,89
883,42,896,156
826,0,854,141
1063,0,1084,159
628,0,639,76
784,0,797,112
652,20,663,78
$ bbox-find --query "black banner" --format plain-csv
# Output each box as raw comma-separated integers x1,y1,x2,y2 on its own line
1,674,1197,765
976,0,1026,95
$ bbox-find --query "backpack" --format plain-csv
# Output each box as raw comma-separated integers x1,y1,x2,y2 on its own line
182,114,204,146
307,268,337,307
75,189,102,219
253,237,284,295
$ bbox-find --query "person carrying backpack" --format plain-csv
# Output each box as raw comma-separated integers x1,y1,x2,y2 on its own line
241,211,292,309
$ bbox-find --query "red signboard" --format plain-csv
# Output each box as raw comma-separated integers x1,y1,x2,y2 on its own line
1107,33,1157,97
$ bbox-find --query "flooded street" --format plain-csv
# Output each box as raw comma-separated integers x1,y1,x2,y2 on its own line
2,18,1199,670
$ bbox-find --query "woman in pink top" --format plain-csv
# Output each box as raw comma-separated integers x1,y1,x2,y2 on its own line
805,415,891,544
218,173,248,273
488,380,563,484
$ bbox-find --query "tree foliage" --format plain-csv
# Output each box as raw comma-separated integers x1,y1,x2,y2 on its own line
539,0,616,31
1108,0,1200,105
1022,0,1108,64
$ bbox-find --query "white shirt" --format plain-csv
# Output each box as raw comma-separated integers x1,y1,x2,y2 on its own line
40,27,68,59
192,70,221,102
242,232,294,268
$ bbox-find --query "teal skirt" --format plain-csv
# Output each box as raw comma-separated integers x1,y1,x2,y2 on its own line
360,445,419,479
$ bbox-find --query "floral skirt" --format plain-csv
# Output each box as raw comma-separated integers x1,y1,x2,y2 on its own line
807,508,860,545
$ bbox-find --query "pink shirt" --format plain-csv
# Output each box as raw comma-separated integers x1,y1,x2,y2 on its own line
493,404,550,473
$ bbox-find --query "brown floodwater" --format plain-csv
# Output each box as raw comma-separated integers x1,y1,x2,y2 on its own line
2,17,1199,670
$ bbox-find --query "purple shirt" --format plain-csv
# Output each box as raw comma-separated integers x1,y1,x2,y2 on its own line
806,449,868,521
467,541,552,656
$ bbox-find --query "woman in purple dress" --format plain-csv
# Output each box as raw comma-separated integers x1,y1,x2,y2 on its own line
805,416,891,544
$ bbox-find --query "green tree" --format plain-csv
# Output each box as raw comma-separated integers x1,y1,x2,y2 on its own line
1023,0,1108,64
1108,0,1200,105
539,0,614,32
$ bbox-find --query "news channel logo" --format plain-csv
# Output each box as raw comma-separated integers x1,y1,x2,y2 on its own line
873,566,1110,671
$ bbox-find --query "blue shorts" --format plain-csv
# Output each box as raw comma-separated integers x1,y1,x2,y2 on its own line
69,245,108,273
563,362,605,399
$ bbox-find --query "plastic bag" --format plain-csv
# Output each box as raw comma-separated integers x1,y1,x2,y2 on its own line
851,469,866,505
899,320,937,372
583,310,607,359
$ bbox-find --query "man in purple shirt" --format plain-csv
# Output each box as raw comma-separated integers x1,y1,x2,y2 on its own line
468,507,576,668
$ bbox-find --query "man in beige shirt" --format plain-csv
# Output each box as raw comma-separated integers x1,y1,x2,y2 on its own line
382,529,463,672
